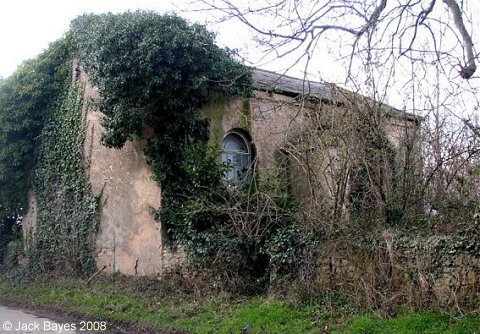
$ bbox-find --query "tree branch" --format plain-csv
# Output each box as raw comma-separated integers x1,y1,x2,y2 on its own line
443,0,477,79
358,0,389,37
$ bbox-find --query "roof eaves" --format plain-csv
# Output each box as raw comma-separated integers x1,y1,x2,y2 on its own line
252,68,422,123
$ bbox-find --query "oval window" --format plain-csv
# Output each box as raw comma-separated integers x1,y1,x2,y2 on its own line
222,132,251,183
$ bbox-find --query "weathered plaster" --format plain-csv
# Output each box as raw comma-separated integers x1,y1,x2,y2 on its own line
20,65,424,278
21,191,37,249
79,68,180,276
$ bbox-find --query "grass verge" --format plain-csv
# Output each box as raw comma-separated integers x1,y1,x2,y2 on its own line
0,275,331,333
335,312,480,334
0,274,478,333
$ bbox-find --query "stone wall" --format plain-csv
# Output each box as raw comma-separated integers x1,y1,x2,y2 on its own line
315,231,480,307
20,64,421,277
78,67,183,276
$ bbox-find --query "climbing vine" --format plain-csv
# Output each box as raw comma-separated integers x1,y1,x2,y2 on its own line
32,81,98,275
0,32,99,274
70,12,303,290
0,37,71,219
0,37,72,263
2,12,299,286
71,11,252,184
158,143,301,292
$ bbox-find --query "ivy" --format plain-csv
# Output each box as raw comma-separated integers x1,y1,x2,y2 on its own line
157,141,302,292
0,37,72,218
0,32,99,274
1,11,253,276
33,82,98,275
69,12,306,290
1,11,300,286
71,12,252,184
0,37,72,262
69,12,307,290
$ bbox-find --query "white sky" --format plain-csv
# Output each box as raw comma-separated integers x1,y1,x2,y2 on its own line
0,0,244,78
0,0,478,116
0,0,331,80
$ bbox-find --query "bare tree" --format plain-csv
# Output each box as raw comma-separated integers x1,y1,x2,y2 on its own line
191,0,477,80
175,1,480,309
186,1,480,206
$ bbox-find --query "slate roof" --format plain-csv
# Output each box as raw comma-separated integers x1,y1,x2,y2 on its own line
253,68,340,101
252,68,420,122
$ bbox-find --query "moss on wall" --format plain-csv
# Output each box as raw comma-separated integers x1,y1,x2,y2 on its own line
33,81,99,275
202,95,252,151
239,98,251,131
202,94,228,145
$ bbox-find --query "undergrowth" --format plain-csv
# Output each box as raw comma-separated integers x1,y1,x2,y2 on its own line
32,81,98,275
0,275,478,334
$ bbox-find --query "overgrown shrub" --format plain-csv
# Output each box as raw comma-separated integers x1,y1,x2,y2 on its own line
158,142,302,293
32,82,99,275
0,37,71,218
71,12,300,289
0,37,73,268
71,11,252,184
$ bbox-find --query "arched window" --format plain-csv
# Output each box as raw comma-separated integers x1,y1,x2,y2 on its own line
222,131,252,183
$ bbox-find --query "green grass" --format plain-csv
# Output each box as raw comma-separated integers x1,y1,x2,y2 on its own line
0,278,478,333
333,313,480,334
0,279,322,333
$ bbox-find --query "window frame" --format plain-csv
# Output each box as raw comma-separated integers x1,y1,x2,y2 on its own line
221,130,252,184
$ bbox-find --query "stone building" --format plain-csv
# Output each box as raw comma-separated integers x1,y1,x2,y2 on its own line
22,67,420,276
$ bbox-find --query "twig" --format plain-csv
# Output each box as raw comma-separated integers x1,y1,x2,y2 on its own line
86,265,107,286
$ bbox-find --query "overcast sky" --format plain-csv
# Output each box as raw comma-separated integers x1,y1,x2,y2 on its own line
1,0,478,115
0,0,257,78
0,1,181,77
0,0,335,80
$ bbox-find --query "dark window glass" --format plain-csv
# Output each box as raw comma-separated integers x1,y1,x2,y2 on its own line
222,132,251,183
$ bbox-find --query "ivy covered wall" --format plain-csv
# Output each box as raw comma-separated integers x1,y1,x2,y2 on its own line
1,11,477,309
0,37,71,218
0,36,74,269
33,80,98,274
1,11,257,277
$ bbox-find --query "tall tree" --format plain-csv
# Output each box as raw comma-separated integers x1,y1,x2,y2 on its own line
192,0,477,80
187,0,480,221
